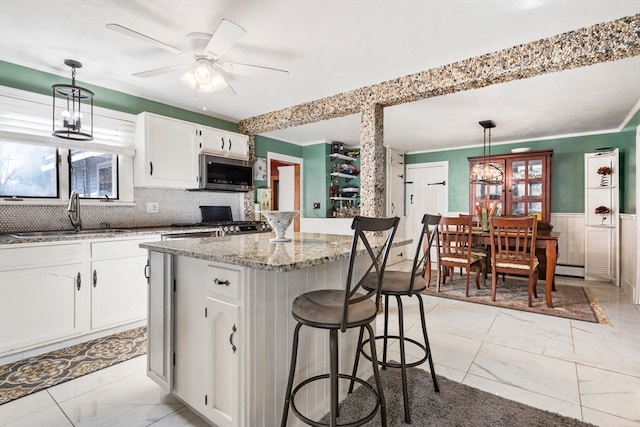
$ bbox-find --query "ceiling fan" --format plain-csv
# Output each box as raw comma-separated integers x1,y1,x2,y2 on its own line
106,19,288,93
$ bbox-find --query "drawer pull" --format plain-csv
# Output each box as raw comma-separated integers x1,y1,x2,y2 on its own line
214,278,231,286
229,324,237,353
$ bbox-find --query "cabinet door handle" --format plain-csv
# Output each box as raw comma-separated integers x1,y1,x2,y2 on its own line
220,137,225,150
229,324,237,353
228,138,232,150
76,272,82,290
93,269,98,287
144,259,150,283
214,278,231,286
149,161,153,176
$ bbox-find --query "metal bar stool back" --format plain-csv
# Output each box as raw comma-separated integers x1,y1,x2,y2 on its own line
281,215,400,427
350,213,441,424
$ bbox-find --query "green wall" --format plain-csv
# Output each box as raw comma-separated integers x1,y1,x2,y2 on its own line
303,143,330,217
0,60,237,131
406,121,638,214
252,137,331,217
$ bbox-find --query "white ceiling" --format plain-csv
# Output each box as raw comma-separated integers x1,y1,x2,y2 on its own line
1,0,638,153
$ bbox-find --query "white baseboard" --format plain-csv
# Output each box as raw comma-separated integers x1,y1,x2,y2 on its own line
556,265,584,277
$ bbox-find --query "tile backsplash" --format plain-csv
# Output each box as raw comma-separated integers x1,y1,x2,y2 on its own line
0,188,246,233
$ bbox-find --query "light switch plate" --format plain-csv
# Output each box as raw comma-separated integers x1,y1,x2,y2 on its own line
146,202,158,213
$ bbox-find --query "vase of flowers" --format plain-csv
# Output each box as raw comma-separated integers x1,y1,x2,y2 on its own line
594,205,611,224
597,165,612,187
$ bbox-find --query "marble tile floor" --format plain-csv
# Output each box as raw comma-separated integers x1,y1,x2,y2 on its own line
1,266,638,427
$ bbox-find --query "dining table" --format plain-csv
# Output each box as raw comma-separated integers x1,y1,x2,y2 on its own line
471,227,560,308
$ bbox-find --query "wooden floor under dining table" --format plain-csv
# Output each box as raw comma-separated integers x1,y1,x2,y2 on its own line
470,227,560,308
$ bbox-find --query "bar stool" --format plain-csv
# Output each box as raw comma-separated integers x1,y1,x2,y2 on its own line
350,213,441,424
281,216,400,427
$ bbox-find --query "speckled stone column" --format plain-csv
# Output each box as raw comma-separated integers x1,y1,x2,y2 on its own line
243,134,256,221
359,104,385,217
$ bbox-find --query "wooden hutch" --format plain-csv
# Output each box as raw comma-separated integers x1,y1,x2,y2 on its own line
468,149,553,225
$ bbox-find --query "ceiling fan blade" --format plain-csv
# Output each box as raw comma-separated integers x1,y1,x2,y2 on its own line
205,19,246,59
221,62,289,79
106,23,188,56
133,64,188,78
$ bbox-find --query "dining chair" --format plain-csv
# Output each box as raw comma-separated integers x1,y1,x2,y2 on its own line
488,216,539,306
281,215,400,427
436,216,485,296
458,213,488,279
349,213,441,424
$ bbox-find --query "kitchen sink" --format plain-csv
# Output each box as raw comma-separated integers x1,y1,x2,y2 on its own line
6,229,131,238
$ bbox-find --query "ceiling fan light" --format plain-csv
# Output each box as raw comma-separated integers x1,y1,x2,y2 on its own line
180,59,228,93
180,69,197,89
194,64,211,84
210,72,228,90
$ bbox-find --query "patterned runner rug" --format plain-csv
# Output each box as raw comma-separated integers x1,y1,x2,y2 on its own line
0,326,146,405
423,275,607,323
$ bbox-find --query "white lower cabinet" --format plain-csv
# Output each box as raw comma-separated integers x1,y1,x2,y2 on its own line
90,237,155,330
0,260,84,354
0,235,160,360
205,296,240,427
148,254,242,427
146,251,173,391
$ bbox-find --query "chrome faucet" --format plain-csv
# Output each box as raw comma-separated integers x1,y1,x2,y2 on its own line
67,190,82,232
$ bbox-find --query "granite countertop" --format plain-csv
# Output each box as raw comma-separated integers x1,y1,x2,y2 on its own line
140,232,411,273
0,226,220,245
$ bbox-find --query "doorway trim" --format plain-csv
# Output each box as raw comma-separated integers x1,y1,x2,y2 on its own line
267,152,303,231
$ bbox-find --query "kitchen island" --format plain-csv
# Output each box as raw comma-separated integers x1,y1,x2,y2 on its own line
140,231,409,427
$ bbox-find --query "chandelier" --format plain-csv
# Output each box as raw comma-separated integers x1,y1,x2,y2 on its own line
52,59,94,141
470,120,503,183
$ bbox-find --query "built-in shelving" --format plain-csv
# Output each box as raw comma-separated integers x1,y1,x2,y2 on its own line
330,172,357,180
329,153,356,161
584,149,619,285
328,147,360,218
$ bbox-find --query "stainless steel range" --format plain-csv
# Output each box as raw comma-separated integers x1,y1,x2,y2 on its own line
162,205,271,240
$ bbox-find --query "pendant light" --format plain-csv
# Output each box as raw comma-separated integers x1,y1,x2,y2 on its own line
52,59,94,141
470,120,503,183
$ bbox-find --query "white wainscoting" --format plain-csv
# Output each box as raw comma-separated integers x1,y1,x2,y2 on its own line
549,213,585,277
620,214,638,303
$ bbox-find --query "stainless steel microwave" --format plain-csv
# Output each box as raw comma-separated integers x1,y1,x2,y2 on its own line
198,154,254,192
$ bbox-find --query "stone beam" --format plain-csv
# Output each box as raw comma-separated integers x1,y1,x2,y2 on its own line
238,14,639,136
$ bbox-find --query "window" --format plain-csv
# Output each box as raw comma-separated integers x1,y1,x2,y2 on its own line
0,141,58,198
70,150,118,199
0,86,137,203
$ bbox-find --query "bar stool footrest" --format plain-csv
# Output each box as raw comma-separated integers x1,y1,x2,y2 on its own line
361,336,430,369
290,373,381,427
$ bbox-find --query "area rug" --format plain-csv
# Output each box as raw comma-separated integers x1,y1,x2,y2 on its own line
0,326,147,405
423,275,607,324
323,366,597,426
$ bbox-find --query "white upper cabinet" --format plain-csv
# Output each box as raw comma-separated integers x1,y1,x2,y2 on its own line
134,112,199,189
198,127,249,160
225,132,249,159
134,112,249,189
198,126,226,156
